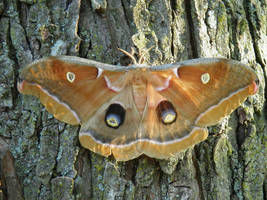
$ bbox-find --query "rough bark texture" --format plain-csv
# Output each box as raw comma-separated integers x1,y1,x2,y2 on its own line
0,0,266,199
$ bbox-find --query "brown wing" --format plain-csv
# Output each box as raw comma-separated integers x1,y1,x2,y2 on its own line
18,56,126,125
18,56,144,161
137,59,258,159
79,85,144,161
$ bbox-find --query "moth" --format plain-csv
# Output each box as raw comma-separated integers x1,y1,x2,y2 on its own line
18,56,258,161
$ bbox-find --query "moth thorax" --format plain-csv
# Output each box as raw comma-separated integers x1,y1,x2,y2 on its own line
132,79,147,113
105,104,125,129
156,101,177,124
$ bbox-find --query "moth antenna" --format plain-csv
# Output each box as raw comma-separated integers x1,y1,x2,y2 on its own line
118,48,137,65
130,47,136,56
138,46,155,64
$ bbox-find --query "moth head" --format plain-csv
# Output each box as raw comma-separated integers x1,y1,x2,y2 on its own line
105,103,126,129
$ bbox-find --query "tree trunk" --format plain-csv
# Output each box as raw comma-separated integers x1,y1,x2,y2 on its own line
0,0,266,199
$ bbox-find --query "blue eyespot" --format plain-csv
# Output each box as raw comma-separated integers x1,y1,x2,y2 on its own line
105,104,125,129
156,101,177,124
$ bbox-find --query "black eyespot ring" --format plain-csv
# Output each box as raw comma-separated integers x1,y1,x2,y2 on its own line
156,101,177,125
105,103,126,129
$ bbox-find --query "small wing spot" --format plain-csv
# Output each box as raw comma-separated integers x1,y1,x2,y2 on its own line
156,101,177,125
106,114,120,128
66,72,76,83
201,73,210,84
162,111,176,124
105,104,125,129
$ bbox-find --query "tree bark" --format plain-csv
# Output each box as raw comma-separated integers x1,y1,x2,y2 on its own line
0,0,266,199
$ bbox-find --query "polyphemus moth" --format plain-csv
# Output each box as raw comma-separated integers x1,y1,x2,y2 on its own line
18,55,258,161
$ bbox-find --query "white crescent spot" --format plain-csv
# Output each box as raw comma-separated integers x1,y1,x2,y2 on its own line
97,68,103,78
172,67,179,78
155,76,172,91
104,76,122,92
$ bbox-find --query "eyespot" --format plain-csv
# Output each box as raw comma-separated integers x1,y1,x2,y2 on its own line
105,104,126,129
156,101,177,125
66,72,75,83
201,73,210,84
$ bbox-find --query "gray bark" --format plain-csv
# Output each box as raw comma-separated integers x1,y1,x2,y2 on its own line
0,0,266,199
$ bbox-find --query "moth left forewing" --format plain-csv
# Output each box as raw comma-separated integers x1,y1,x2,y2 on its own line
19,56,127,124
